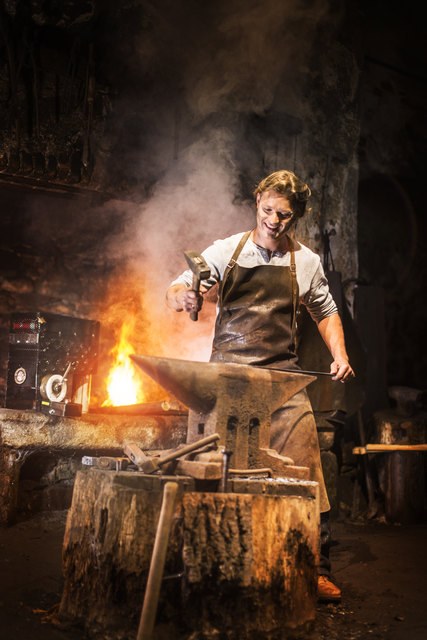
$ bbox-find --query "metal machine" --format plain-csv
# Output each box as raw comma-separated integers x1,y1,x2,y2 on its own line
5,311,100,416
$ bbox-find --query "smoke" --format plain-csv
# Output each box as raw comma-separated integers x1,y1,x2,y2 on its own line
129,131,254,361
182,0,331,118
125,0,334,117
96,0,338,364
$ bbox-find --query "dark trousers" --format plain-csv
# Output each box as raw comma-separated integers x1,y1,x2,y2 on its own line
319,510,332,576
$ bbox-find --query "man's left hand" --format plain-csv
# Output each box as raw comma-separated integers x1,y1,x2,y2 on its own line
330,360,355,383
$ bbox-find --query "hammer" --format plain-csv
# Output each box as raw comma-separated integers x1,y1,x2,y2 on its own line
124,433,220,474
183,250,211,321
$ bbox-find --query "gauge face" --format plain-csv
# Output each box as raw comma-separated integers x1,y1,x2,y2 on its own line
39,374,67,402
14,367,27,385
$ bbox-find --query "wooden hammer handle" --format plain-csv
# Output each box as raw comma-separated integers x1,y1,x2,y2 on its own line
158,433,220,466
137,481,178,640
190,273,200,321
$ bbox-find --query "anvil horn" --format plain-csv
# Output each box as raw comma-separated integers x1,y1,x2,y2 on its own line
130,354,315,415
130,354,217,413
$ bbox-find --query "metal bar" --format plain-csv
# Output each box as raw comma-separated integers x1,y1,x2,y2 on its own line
357,409,378,519
228,468,273,476
219,449,232,492
269,367,333,377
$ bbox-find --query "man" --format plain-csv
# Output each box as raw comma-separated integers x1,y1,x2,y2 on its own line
166,169,354,602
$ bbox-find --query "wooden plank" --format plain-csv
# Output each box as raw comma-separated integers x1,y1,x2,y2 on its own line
174,459,222,479
353,444,427,454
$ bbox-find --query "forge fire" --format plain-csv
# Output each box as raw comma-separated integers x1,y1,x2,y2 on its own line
102,318,146,407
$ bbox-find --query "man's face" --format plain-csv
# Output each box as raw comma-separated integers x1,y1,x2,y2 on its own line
255,190,294,246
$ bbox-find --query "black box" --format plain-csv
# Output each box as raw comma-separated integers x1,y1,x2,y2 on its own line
5,312,100,411
39,400,83,417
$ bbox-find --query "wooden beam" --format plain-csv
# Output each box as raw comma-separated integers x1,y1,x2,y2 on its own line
353,444,427,455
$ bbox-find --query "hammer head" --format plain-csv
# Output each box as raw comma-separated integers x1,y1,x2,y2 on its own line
184,251,210,281
123,442,160,473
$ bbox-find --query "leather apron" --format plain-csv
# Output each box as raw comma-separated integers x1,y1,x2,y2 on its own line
210,232,330,512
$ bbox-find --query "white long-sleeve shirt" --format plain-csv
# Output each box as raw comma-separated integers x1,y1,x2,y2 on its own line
171,231,337,323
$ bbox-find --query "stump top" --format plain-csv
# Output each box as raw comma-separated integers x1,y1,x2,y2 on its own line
78,468,319,500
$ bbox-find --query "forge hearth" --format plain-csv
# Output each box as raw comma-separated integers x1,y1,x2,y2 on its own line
0,406,187,524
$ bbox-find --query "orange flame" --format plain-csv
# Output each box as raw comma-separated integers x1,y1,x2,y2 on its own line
102,319,144,407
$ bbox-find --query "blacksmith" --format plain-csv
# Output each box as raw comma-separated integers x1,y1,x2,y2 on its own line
166,169,354,601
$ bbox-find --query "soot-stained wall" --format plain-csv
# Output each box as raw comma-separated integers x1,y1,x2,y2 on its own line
357,1,427,389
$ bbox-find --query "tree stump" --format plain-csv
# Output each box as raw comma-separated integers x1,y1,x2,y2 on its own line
383,452,425,524
59,469,319,639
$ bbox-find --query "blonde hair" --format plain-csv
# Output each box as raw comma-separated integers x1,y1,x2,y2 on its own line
254,170,311,219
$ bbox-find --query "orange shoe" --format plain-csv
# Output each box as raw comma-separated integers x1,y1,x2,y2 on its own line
317,575,341,602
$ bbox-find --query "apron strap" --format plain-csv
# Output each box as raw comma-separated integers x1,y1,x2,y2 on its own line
288,236,298,352
219,230,253,321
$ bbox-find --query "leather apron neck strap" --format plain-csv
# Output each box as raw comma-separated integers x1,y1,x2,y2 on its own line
219,230,252,322
288,236,297,352
219,231,298,349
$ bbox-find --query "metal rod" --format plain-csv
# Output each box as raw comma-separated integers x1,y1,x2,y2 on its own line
228,468,273,476
356,409,378,519
61,362,72,383
137,481,179,640
219,449,232,492
269,367,334,377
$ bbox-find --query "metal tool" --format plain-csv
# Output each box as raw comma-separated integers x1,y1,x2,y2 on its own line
270,367,334,377
82,455,129,471
123,443,157,472
183,250,210,321
219,449,233,492
124,433,220,474
356,408,378,519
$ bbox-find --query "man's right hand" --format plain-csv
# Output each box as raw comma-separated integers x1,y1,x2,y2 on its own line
166,284,203,313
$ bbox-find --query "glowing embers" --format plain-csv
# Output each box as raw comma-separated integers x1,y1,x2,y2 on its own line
102,319,145,407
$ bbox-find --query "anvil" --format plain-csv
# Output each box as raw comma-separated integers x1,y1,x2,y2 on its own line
130,355,316,478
